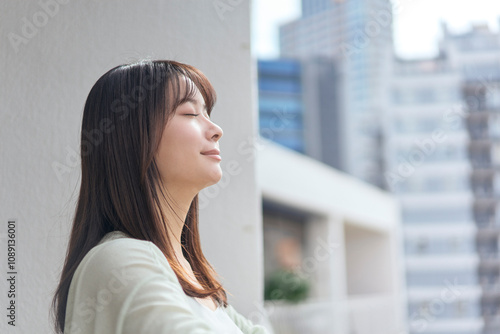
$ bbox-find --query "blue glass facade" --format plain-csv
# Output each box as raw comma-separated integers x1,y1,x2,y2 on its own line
301,0,337,17
258,59,305,153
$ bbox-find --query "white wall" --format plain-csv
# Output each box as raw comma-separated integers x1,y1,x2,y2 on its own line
258,140,408,333
0,1,264,333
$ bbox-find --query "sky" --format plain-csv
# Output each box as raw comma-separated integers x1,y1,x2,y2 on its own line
252,0,500,60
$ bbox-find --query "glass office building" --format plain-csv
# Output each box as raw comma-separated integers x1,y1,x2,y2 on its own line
387,24,500,334
258,59,305,153
279,0,394,188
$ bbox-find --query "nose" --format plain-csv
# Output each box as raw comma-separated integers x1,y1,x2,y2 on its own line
210,121,223,141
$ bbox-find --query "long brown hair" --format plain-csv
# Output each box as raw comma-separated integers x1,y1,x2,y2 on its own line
51,60,228,333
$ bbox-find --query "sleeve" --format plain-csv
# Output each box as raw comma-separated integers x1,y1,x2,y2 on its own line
224,304,272,334
65,238,217,334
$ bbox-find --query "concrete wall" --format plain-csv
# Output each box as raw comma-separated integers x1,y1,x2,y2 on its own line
258,140,408,333
0,1,265,333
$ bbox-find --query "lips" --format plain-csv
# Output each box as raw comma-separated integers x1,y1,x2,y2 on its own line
201,149,220,155
201,149,221,161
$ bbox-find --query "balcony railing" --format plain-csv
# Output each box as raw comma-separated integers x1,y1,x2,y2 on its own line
264,300,339,334
264,295,404,334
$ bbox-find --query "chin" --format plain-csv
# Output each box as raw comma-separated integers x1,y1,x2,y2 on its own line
210,171,223,186
206,169,223,187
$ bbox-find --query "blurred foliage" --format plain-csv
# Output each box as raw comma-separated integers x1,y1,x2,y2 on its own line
264,268,310,303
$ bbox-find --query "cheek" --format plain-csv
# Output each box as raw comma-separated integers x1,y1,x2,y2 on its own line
172,126,201,149
169,128,202,166
155,122,203,179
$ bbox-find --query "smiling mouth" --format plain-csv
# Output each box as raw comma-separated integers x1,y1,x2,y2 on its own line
202,154,222,161
201,149,221,161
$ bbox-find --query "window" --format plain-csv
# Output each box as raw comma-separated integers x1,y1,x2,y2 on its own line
407,270,478,287
259,78,301,94
259,96,302,114
416,237,429,254
408,299,481,320
415,88,436,104
403,205,472,223
486,85,500,109
405,235,475,255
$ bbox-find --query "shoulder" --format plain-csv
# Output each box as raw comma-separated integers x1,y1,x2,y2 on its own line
72,232,178,294
65,232,215,333
88,233,153,262
85,233,161,265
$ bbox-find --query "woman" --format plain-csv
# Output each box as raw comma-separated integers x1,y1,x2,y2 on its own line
51,60,270,334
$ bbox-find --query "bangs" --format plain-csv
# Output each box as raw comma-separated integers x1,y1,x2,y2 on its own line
164,61,217,117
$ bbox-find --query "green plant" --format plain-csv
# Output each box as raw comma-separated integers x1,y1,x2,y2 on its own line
264,268,310,303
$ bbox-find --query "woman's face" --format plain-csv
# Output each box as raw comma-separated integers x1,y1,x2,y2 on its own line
155,82,223,194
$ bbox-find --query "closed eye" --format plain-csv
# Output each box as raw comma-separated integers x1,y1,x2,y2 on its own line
184,114,199,117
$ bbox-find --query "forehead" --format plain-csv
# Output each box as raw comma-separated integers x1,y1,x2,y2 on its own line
179,77,206,106
167,72,215,118
180,75,203,95
165,75,201,104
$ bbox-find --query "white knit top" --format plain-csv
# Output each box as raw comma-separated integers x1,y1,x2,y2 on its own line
63,230,268,334
185,297,244,334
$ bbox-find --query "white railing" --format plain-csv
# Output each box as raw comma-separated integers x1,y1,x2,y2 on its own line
348,294,405,334
263,295,406,334
264,299,340,334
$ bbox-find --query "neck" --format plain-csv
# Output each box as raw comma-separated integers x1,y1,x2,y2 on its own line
157,183,198,261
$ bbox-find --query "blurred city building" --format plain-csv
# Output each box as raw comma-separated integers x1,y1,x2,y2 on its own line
278,0,394,188
258,59,305,153
258,57,342,169
257,139,407,334
386,24,500,334
257,1,500,333
460,24,500,334
257,1,405,332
